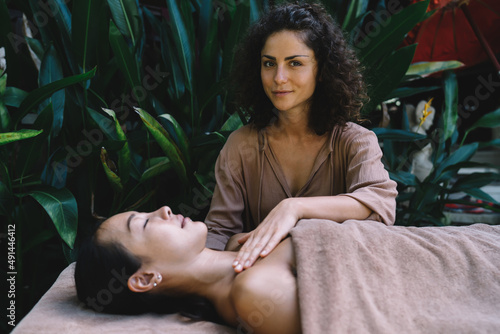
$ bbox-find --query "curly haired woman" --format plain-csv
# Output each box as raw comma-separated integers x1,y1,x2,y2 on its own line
204,2,398,272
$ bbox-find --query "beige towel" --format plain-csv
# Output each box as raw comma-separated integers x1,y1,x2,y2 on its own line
291,219,500,334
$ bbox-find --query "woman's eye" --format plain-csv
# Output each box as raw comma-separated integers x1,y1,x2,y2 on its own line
290,61,301,67
263,61,275,67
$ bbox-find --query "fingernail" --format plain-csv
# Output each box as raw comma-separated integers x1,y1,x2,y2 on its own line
244,261,250,267
235,264,242,271
261,250,267,256
232,261,238,267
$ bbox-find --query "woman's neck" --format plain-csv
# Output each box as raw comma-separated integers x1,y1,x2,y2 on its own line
273,107,316,139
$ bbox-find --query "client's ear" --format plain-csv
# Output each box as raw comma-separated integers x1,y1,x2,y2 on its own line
128,271,157,293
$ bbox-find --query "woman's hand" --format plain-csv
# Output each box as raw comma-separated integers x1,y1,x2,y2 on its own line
232,198,299,272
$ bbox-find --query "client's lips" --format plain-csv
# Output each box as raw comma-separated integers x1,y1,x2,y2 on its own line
181,217,190,228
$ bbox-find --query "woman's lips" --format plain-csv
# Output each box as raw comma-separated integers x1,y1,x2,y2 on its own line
273,90,291,97
181,217,190,228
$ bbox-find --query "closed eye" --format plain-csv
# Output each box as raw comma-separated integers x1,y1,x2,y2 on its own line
143,218,149,230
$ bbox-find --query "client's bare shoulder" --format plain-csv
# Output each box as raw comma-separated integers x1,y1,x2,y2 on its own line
230,238,301,334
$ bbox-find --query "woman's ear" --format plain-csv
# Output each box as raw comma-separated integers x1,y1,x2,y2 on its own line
128,271,162,293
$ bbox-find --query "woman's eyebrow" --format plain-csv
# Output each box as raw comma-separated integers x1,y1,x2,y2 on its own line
127,214,136,232
261,55,310,60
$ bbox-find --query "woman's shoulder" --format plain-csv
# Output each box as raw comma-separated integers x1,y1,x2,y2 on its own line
339,122,373,136
332,122,378,145
226,124,259,144
220,124,261,157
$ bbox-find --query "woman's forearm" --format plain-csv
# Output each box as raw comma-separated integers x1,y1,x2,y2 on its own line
290,195,372,223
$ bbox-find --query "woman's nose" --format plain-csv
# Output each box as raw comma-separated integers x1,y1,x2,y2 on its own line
158,206,172,219
274,66,287,84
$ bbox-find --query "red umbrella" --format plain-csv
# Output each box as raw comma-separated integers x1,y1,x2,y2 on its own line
405,0,500,73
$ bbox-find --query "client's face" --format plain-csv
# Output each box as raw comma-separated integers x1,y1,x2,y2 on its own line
97,206,207,266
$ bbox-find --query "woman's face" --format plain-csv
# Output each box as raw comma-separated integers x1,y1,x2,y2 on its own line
261,30,318,115
97,206,207,266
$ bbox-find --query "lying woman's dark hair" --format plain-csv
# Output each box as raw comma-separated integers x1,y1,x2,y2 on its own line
231,1,367,134
74,226,221,322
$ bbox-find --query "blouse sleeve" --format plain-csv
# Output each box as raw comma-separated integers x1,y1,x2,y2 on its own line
340,127,398,225
204,139,247,250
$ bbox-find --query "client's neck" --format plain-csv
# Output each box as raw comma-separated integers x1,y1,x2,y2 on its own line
161,248,237,307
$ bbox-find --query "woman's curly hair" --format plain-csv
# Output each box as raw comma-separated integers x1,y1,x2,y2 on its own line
230,1,368,134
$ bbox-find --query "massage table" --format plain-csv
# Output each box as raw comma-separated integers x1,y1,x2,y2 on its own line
13,220,500,333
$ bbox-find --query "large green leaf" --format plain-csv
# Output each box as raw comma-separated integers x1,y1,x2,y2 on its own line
102,108,131,183
221,1,250,78
100,147,123,192
166,0,193,92
462,107,500,145
249,0,260,23
0,99,9,132
406,61,464,78
140,157,172,182
109,20,142,96
158,113,190,165
200,7,220,89
72,0,100,70
15,67,97,127
431,143,478,183
462,188,500,206
0,71,6,94
389,170,417,187
29,187,78,249
134,107,188,185
39,44,65,137
220,111,244,132
17,104,52,180
0,73,10,131
372,127,426,141
356,0,428,68
3,87,28,108
106,0,142,46
87,107,118,140
478,138,500,149
0,129,43,146
362,44,417,114
442,70,458,142
160,20,185,99
51,0,72,36
342,0,369,32
452,172,500,191
198,0,213,45
386,86,440,100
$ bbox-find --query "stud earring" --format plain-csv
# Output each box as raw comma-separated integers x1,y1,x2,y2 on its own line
157,274,162,280
153,282,157,287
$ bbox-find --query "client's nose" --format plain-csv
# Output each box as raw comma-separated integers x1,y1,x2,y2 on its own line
158,206,172,219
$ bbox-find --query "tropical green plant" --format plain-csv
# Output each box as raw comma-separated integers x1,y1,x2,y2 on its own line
374,69,500,226
0,0,257,329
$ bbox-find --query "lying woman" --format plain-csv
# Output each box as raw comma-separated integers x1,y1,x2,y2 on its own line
75,206,500,334
75,206,300,334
